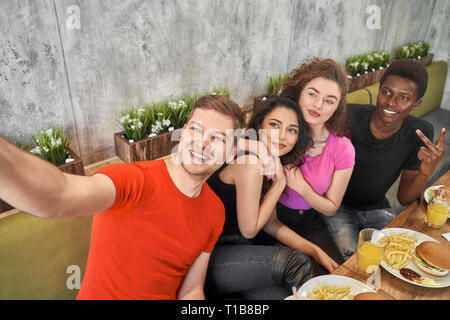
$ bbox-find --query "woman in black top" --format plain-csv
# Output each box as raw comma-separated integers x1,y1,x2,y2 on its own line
205,97,337,299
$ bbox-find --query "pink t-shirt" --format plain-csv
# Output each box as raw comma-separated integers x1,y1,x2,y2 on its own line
279,131,355,210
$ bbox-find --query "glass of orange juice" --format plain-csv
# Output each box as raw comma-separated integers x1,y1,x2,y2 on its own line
356,228,389,274
426,190,449,228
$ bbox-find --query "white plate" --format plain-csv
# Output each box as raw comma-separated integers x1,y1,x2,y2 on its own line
286,275,375,300
380,228,450,288
424,185,444,203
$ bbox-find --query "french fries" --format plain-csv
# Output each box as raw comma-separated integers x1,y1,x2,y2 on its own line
383,232,418,269
306,284,351,300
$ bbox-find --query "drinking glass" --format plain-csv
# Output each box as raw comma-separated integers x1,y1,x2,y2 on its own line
356,228,389,274
426,189,449,228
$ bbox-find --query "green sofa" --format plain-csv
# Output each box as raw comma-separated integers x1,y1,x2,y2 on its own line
345,61,448,117
0,61,447,300
0,213,93,299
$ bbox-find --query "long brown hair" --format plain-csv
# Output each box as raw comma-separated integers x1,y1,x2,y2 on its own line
279,58,351,137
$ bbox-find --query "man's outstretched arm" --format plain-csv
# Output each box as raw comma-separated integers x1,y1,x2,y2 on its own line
0,135,116,218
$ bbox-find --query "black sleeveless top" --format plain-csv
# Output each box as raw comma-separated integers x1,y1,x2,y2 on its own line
206,150,259,245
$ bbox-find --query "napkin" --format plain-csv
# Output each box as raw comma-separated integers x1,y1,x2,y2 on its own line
442,232,450,242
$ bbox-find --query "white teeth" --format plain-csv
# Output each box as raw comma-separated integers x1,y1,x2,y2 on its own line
190,150,209,160
383,108,398,115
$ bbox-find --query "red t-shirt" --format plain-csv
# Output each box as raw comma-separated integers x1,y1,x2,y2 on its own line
76,160,224,300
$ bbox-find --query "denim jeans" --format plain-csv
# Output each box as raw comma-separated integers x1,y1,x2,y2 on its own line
257,203,345,276
205,245,312,300
321,204,397,260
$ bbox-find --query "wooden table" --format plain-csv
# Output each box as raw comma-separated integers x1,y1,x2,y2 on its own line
331,170,450,300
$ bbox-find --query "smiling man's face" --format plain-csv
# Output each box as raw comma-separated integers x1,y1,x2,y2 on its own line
177,107,236,177
375,75,422,127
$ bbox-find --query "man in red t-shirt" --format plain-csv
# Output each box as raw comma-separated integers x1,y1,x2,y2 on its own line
0,95,245,299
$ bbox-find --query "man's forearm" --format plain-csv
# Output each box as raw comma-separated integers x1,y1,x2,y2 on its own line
177,288,205,300
0,135,67,217
397,170,429,206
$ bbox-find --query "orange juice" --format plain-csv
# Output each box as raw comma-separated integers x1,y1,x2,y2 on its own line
357,242,384,273
426,202,449,228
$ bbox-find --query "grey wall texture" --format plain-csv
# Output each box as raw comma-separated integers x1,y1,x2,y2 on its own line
1,0,449,165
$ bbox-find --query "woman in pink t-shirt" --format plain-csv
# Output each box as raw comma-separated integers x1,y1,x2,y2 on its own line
260,58,355,273
279,132,354,211
279,58,355,213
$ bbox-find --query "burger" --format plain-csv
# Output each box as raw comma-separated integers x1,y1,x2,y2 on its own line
353,292,390,300
412,241,450,277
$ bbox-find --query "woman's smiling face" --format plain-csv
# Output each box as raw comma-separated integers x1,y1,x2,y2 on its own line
260,106,299,157
298,77,341,128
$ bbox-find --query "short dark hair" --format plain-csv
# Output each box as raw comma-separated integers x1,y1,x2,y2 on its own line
380,59,428,99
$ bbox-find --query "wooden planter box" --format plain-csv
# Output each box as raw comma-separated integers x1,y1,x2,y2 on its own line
418,53,434,66
347,67,387,93
0,199,14,214
239,95,267,125
347,73,369,92
59,147,85,176
367,68,385,86
0,147,84,215
253,95,267,109
387,53,433,71
249,95,268,114
114,131,179,163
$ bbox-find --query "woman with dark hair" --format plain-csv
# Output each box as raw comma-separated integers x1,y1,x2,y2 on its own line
205,96,337,299
265,57,356,272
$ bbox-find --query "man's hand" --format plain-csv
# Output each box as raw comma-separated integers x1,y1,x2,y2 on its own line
415,128,445,178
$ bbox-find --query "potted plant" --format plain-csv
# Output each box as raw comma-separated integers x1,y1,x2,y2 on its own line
266,73,290,97
114,88,230,163
346,50,390,92
30,126,85,175
114,103,182,163
365,51,390,87
346,54,369,92
246,72,290,115
395,41,433,66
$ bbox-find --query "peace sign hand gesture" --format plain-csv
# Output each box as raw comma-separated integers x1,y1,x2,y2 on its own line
415,128,446,178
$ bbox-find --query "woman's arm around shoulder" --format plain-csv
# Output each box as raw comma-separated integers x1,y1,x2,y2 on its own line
232,154,286,239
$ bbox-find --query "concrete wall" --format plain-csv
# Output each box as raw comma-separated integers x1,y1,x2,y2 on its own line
1,0,449,165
